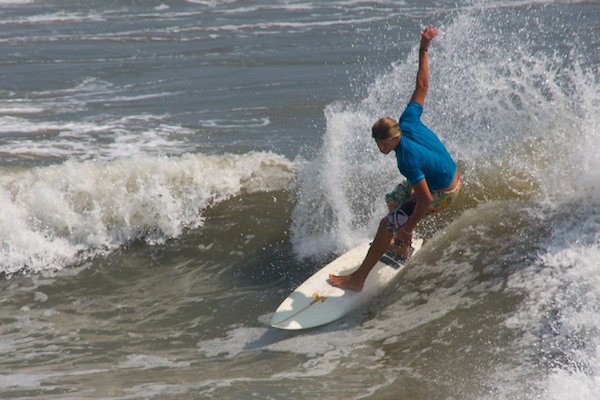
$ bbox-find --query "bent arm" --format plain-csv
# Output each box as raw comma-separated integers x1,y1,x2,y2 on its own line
410,26,438,106
403,178,432,233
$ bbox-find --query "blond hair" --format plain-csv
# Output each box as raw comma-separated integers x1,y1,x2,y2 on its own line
371,117,400,140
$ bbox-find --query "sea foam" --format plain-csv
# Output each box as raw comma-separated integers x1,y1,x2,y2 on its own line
0,151,296,275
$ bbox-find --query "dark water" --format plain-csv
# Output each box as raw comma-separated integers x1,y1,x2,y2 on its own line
0,1,599,399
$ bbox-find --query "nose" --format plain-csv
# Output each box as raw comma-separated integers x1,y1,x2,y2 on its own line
378,142,390,153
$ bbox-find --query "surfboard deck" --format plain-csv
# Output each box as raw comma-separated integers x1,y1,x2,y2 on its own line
271,238,423,330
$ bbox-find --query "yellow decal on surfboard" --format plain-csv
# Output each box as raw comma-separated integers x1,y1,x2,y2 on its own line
311,292,326,305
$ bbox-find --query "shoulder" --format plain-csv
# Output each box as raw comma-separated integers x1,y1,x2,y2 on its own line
400,102,424,123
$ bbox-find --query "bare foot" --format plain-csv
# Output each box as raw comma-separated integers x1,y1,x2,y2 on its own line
328,273,364,292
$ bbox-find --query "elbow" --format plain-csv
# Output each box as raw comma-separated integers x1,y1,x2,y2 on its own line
420,190,433,206
422,197,433,210
415,193,433,210
416,79,429,93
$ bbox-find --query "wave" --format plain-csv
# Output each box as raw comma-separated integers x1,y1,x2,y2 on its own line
0,0,34,5
290,7,598,258
286,6,598,398
0,114,197,163
0,151,296,275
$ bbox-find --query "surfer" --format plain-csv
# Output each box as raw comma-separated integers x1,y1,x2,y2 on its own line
329,25,460,292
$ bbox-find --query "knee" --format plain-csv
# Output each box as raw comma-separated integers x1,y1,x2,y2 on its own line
379,217,392,233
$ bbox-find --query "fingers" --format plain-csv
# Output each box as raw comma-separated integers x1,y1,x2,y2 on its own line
421,25,438,40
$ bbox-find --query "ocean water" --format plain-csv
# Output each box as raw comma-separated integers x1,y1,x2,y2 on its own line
0,0,598,399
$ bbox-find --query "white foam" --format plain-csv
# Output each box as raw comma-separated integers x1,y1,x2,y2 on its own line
0,373,45,390
203,15,391,35
0,0,34,4
0,115,196,161
285,7,599,398
504,225,600,398
195,255,475,391
290,6,599,256
2,11,105,25
0,151,296,274
497,26,600,395
119,354,191,370
0,369,110,391
198,117,270,129
545,362,600,400
291,104,392,258
196,324,386,381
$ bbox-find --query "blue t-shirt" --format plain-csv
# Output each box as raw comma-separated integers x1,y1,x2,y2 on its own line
394,102,456,191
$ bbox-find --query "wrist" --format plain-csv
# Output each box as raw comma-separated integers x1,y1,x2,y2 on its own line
419,47,428,53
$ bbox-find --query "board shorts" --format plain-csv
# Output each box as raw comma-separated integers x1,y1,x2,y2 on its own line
384,173,461,232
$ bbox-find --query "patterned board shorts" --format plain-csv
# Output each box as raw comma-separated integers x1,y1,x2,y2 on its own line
384,174,461,232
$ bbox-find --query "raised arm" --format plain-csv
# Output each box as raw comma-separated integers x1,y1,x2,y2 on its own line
410,25,438,106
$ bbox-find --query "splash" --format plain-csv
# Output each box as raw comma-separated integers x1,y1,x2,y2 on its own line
290,8,598,397
291,7,598,258
0,151,296,275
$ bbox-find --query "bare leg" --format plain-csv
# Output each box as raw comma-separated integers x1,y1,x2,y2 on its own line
329,218,393,292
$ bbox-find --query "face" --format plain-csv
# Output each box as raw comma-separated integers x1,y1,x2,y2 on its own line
375,136,399,154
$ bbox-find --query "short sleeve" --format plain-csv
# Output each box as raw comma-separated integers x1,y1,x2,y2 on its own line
399,102,423,125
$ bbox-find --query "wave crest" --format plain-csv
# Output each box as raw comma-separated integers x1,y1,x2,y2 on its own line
0,151,296,275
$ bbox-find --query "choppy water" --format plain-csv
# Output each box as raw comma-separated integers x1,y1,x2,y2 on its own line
0,0,599,399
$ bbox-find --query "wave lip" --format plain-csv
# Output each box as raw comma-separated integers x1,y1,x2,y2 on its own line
0,151,296,275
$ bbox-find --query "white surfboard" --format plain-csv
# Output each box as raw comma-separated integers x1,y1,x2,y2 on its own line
271,239,423,330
